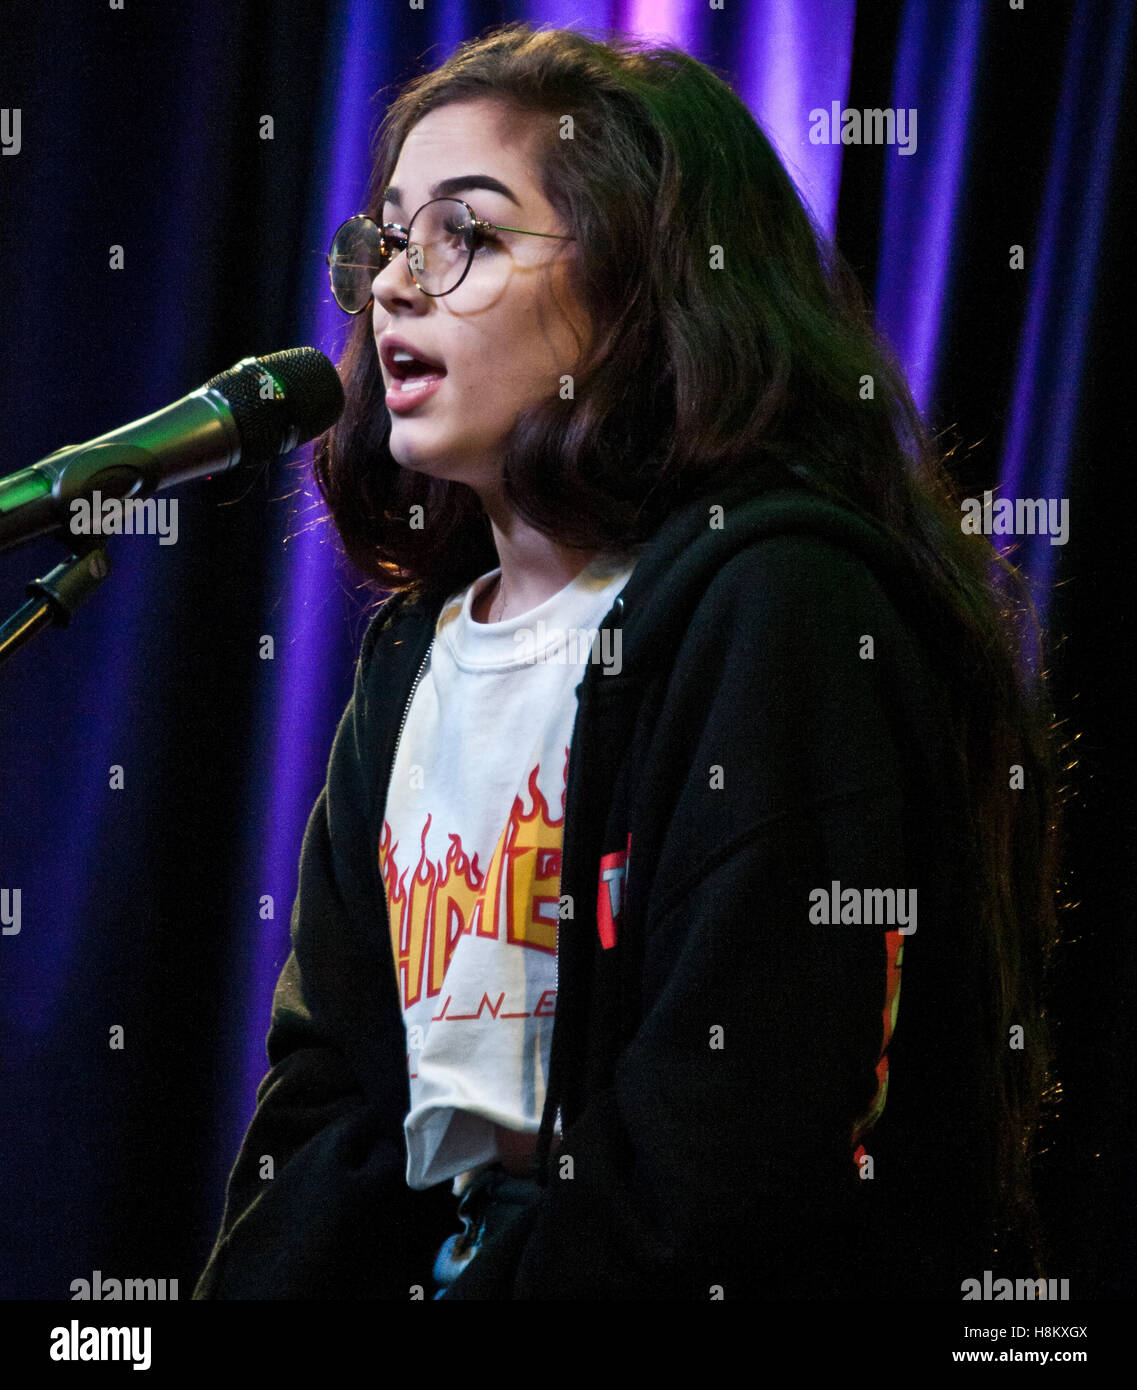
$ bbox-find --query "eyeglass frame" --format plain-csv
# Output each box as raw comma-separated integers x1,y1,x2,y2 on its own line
325,198,577,311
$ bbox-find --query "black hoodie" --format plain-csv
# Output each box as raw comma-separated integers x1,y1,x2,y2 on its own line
194,482,1009,1300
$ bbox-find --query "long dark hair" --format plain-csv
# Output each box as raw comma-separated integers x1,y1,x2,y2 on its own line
313,21,1060,1268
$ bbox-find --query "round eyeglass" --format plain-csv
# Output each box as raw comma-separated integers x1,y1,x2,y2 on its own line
325,198,576,312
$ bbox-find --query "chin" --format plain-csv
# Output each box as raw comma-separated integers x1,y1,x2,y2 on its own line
388,433,496,488
387,430,441,470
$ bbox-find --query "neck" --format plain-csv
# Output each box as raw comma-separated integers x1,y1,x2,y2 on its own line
471,489,600,623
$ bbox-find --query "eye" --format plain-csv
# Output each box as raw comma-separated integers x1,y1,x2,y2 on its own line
469,228,498,257
443,215,499,255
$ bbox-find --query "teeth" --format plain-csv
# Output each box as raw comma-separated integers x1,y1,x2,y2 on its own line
391,373,440,391
392,349,414,362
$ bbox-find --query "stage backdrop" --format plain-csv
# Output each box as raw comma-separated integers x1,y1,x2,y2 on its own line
0,0,1132,1301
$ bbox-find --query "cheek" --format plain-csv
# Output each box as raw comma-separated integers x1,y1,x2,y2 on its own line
453,336,529,403
448,291,574,407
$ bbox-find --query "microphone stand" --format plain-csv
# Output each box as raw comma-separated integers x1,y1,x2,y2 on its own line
0,440,156,670
0,543,112,669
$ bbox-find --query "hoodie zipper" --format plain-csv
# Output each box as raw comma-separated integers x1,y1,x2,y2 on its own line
391,642,432,772
541,589,627,1169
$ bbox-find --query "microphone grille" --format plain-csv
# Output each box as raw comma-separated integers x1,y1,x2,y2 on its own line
204,347,345,463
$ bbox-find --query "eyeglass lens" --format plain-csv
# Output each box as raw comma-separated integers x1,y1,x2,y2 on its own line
328,199,478,310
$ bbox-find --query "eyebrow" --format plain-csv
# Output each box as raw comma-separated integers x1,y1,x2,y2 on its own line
382,175,522,211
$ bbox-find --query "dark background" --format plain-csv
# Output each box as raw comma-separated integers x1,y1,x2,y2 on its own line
0,0,1132,1313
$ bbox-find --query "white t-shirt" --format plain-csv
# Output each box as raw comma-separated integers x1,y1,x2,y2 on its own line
380,555,637,1191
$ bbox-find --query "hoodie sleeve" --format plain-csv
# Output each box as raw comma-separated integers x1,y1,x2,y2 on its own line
443,536,946,1299
193,606,454,1300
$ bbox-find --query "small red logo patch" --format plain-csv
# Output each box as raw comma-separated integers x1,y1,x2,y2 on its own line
597,833,632,950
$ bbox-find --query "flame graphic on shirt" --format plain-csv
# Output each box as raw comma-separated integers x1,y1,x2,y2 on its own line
381,753,568,1009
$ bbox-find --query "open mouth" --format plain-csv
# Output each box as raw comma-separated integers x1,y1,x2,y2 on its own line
387,366,446,398
382,340,447,384
390,355,445,381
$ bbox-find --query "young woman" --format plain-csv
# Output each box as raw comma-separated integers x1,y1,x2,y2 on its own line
195,23,1058,1301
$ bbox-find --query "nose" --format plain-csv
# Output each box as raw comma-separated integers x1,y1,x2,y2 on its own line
371,248,424,316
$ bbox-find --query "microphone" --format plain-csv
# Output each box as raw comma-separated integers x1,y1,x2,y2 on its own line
0,348,345,554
